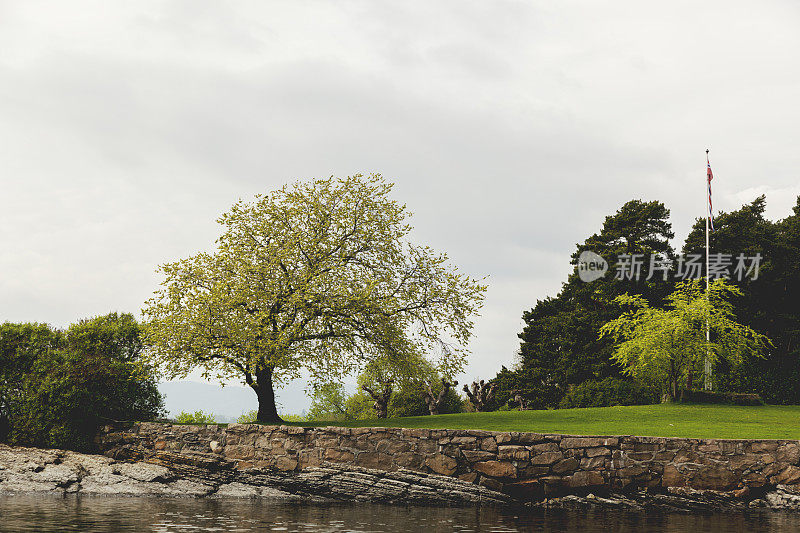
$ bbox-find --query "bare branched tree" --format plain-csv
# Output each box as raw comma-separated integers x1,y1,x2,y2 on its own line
423,378,458,415
463,380,498,412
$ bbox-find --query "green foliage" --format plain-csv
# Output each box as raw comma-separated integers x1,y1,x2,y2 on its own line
175,410,216,424
680,390,763,406
343,392,374,420
5,314,164,451
237,410,258,424
143,174,485,422
0,322,61,441
558,378,659,409
512,200,676,408
280,414,308,422
307,382,349,421
600,279,770,399
388,385,463,418
683,196,800,403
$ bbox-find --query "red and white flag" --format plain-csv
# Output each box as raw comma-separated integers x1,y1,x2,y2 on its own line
707,155,715,231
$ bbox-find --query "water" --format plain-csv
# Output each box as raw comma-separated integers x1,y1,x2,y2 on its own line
1,496,800,532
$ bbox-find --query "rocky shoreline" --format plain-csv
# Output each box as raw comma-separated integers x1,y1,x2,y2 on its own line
0,444,511,505
4,442,800,512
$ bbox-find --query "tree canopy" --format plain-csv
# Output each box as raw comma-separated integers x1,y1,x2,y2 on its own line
0,313,163,450
143,174,486,422
511,199,675,407
600,279,770,399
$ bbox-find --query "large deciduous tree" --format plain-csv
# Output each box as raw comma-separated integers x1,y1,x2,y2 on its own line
143,174,485,423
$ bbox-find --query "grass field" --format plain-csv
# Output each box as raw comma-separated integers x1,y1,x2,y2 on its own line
294,404,800,440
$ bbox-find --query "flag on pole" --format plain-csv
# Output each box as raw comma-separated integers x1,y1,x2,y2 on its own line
707,155,715,231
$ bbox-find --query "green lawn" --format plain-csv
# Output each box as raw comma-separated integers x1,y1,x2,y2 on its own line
295,404,800,440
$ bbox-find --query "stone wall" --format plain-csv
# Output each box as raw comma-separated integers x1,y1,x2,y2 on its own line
98,423,800,504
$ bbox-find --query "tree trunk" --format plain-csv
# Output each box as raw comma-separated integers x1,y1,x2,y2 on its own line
251,367,282,424
361,383,392,419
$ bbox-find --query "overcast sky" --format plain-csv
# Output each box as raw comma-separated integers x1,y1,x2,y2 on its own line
2,1,799,414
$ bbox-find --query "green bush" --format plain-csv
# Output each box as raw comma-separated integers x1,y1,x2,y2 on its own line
389,385,463,417
559,378,659,409
280,414,307,422
343,392,374,420
680,390,764,406
237,410,258,423
3,314,164,451
307,383,348,421
174,410,216,424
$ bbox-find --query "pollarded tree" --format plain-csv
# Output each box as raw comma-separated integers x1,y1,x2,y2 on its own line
143,174,486,423
357,351,440,419
600,279,770,400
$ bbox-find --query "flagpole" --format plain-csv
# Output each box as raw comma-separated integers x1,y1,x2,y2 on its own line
704,149,712,391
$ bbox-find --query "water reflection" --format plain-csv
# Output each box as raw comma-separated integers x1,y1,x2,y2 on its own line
0,496,799,532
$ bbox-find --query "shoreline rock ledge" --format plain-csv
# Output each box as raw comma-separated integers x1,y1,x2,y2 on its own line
0,443,511,505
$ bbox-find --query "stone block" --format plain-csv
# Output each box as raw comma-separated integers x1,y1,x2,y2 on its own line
462,450,497,463
394,452,424,470
560,437,618,449
450,436,478,449
580,456,606,470
520,465,550,478
401,429,430,439
691,465,739,490
498,445,530,461
355,452,394,471
478,475,504,492
375,440,412,454
530,452,563,465
515,433,546,444
474,460,517,479
531,442,560,454
480,437,498,452
777,444,800,465
749,442,779,453
426,454,458,476
569,470,604,488
416,439,438,454
552,457,579,474
584,446,611,457
772,465,800,486
324,448,355,463
224,445,254,460
495,433,513,444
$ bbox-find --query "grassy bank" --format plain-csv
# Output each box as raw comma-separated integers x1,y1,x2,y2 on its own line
293,403,800,440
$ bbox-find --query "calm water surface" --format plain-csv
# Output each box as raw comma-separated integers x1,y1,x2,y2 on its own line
1,496,800,532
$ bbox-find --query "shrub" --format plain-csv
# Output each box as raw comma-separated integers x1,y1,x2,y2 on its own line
237,410,258,423
280,414,307,422
11,349,163,450
174,410,216,424
680,390,764,406
6,314,164,451
559,378,659,409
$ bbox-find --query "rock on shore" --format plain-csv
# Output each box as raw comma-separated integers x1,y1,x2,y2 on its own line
0,444,511,505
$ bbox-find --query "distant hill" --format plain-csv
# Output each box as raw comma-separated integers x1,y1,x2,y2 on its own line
158,381,311,422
